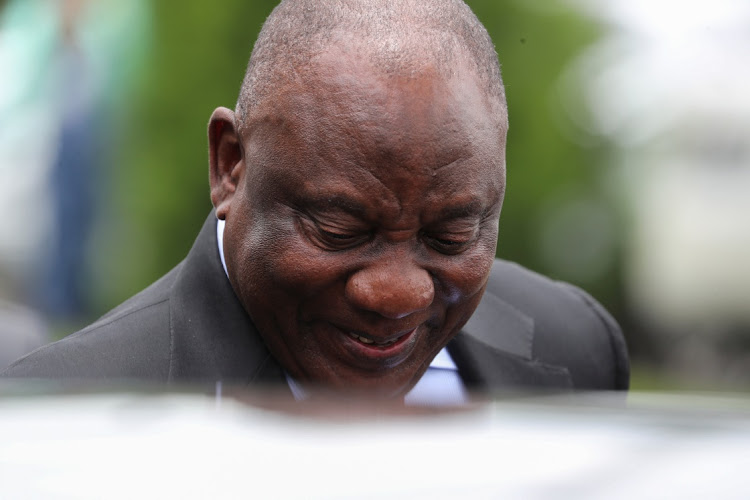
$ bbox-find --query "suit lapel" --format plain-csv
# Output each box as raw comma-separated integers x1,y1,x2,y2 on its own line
448,290,573,391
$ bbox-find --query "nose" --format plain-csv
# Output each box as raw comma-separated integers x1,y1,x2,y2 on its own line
345,257,435,319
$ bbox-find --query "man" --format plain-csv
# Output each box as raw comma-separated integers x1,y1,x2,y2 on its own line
3,0,629,401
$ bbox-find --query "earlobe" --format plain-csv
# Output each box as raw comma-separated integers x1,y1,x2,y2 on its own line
208,107,243,220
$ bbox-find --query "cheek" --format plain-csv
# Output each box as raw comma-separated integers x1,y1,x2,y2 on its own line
432,248,494,341
233,210,348,302
439,257,492,308
436,232,497,305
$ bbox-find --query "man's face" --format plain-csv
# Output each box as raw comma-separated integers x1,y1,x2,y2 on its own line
222,45,506,397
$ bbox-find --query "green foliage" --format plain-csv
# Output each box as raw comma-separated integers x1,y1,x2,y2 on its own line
469,1,622,309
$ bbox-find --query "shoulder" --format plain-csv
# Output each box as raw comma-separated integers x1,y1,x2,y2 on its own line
1,265,182,381
482,259,629,390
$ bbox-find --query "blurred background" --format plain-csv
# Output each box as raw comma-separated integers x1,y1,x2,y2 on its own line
0,0,748,391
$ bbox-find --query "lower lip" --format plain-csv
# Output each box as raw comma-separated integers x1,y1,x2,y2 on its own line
339,327,419,366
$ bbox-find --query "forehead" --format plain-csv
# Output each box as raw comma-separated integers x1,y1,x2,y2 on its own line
244,41,505,197
313,44,498,146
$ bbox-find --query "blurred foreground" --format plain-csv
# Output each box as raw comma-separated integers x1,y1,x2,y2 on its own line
0,387,748,499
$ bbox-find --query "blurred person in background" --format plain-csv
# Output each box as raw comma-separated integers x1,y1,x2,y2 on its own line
0,0,148,321
2,0,628,402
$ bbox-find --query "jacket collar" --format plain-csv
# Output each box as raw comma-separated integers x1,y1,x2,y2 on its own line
449,290,573,391
167,212,288,388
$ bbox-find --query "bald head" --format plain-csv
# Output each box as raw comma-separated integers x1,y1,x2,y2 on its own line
235,0,507,136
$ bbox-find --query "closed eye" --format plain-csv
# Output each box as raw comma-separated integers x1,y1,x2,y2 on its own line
424,233,474,255
320,228,359,241
295,209,370,251
313,223,369,250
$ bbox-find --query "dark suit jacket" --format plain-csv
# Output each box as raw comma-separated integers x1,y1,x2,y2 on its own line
2,213,629,393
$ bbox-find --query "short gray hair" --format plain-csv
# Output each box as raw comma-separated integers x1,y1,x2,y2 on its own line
236,0,506,135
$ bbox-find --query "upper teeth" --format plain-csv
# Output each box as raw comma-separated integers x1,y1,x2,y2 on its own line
348,332,398,346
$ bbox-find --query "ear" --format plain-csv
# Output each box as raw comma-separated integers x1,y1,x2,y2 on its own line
208,107,243,220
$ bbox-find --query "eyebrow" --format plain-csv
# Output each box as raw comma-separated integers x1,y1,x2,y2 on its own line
300,193,498,222
437,200,485,220
302,194,369,219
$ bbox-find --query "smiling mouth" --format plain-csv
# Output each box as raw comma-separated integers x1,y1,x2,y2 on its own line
346,329,414,349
